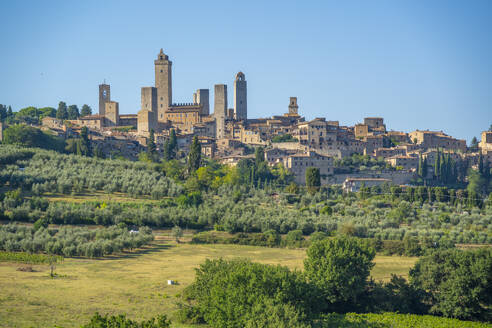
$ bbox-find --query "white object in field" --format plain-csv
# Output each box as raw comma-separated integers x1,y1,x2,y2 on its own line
167,280,175,285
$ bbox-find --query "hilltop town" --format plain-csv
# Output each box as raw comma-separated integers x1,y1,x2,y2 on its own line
3,49,492,187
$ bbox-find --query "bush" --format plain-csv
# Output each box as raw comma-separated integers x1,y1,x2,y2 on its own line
410,248,492,321
304,235,375,312
82,312,171,328
178,259,317,327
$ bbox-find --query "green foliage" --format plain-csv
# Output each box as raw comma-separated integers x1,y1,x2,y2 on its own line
147,129,157,161
0,224,154,258
56,101,68,120
365,274,428,314
334,154,392,173
179,258,316,327
410,248,492,321
80,104,92,117
271,134,298,143
82,312,171,328
304,236,375,311
3,124,65,151
318,312,491,328
163,129,177,161
0,145,182,198
306,167,320,190
0,251,63,264
187,135,201,173
171,225,183,242
67,104,79,120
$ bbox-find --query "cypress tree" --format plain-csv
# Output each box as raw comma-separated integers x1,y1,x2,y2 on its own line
187,135,201,173
147,129,157,161
56,101,68,120
418,155,423,177
169,129,177,158
478,153,484,175
422,157,428,179
434,149,441,180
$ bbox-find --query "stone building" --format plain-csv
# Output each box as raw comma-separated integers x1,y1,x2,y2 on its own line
233,72,247,120
193,89,210,116
295,118,338,147
165,103,202,134
137,110,157,136
409,130,466,152
155,49,172,121
479,131,492,153
373,146,407,158
99,84,110,116
385,155,419,171
288,97,299,116
354,124,369,138
363,135,384,155
386,131,409,143
282,151,334,185
214,84,227,139
104,101,119,126
342,178,391,193
41,117,65,130
70,115,104,130
364,117,386,133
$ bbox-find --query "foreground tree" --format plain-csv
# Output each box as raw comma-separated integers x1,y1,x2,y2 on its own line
304,235,375,312
178,259,315,327
410,248,492,321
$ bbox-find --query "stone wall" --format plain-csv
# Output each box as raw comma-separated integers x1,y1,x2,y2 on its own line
324,170,416,185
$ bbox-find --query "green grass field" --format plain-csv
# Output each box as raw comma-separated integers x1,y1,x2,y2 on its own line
0,232,417,328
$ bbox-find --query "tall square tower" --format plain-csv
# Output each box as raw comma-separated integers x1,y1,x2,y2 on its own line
193,89,210,116
99,84,111,116
154,49,172,122
214,84,227,139
233,72,247,120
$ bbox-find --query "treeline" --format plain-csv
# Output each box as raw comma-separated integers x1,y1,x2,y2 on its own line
358,184,488,208
191,230,452,257
0,145,183,198
0,251,63,264
1,184,491,245
0,102,92,125
0,224,154,258
178,236,492,326
334,153,393,173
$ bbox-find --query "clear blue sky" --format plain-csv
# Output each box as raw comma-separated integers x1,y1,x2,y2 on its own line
1,0,490,142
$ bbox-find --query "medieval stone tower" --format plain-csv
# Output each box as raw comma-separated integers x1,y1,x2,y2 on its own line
214,84,227,139
193,89,210,116
154,49,172,121
99,83,111,116
288,97,298,115
138,87,157,136
233,72,247,120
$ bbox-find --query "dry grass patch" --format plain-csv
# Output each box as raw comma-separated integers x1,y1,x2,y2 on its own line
0,239,416,327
